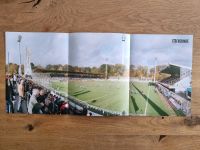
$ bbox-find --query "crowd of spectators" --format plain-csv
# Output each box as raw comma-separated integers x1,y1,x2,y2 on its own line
5,74,90,115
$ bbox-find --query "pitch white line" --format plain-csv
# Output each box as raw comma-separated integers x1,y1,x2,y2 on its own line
144,84,151,116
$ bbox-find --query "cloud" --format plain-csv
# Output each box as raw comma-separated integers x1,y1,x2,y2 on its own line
68,33,130,67
130,34,193,68
6,33,191,69
6,32,130,68
6,32,69,67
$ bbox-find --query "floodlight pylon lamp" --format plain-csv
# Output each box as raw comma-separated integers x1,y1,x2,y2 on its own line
122,34,126,42
17,35,22,43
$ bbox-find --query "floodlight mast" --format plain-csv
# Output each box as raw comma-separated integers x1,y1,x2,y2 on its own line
105,58,108,79
144,66,152,116
17,35,22,75
153,57,157,82
122,34,126,65
145,57,157,116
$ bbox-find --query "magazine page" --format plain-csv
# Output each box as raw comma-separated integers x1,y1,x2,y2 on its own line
68,33,130,116
129,34,193,116
5,32,69,114
5,32,131,116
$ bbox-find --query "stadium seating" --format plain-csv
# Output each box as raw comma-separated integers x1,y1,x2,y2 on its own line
161,76,180,85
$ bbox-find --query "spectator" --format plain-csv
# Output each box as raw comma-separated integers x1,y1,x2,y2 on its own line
6,77,14,113
17,79,28,113
60,101,69,114
28,88,40,114
32,103,44,114
37,89,46,103
82,106,88,115
13,73,17,87
37,89,47,113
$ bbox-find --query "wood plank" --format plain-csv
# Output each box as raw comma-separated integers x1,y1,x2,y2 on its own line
0,115,200,135
1,135,200,150
0,0,199,33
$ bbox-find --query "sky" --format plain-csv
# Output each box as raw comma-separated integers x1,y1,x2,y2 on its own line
5,32,130,68
6,33,192,69
6,32,69,67
130,34,193,68
68,33,130,68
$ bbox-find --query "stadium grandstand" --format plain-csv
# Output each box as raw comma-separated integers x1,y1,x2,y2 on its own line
158,63,192,115
159,63,191,94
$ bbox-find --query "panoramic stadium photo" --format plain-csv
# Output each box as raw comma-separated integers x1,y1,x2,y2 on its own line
5,32,193,116
5,32,130,116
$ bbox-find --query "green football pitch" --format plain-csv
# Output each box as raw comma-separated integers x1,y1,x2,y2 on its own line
129,81,177,116
50,79,179,116
51,80,129,114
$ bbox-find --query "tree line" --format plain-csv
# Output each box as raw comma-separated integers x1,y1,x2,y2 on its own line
130,65,170,80
6,63,127,77
6,63,169,80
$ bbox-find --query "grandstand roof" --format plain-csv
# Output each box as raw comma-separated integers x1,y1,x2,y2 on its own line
160,64,191,77
168,63,191,70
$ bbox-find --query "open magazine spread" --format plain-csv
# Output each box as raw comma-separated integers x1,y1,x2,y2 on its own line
5,32,193,116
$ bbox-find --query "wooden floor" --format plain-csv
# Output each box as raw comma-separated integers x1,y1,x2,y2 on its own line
1,0,200,149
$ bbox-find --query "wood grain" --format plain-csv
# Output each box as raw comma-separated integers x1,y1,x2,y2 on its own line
1,0,200,149
1,135,200,150
0,115,200,135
